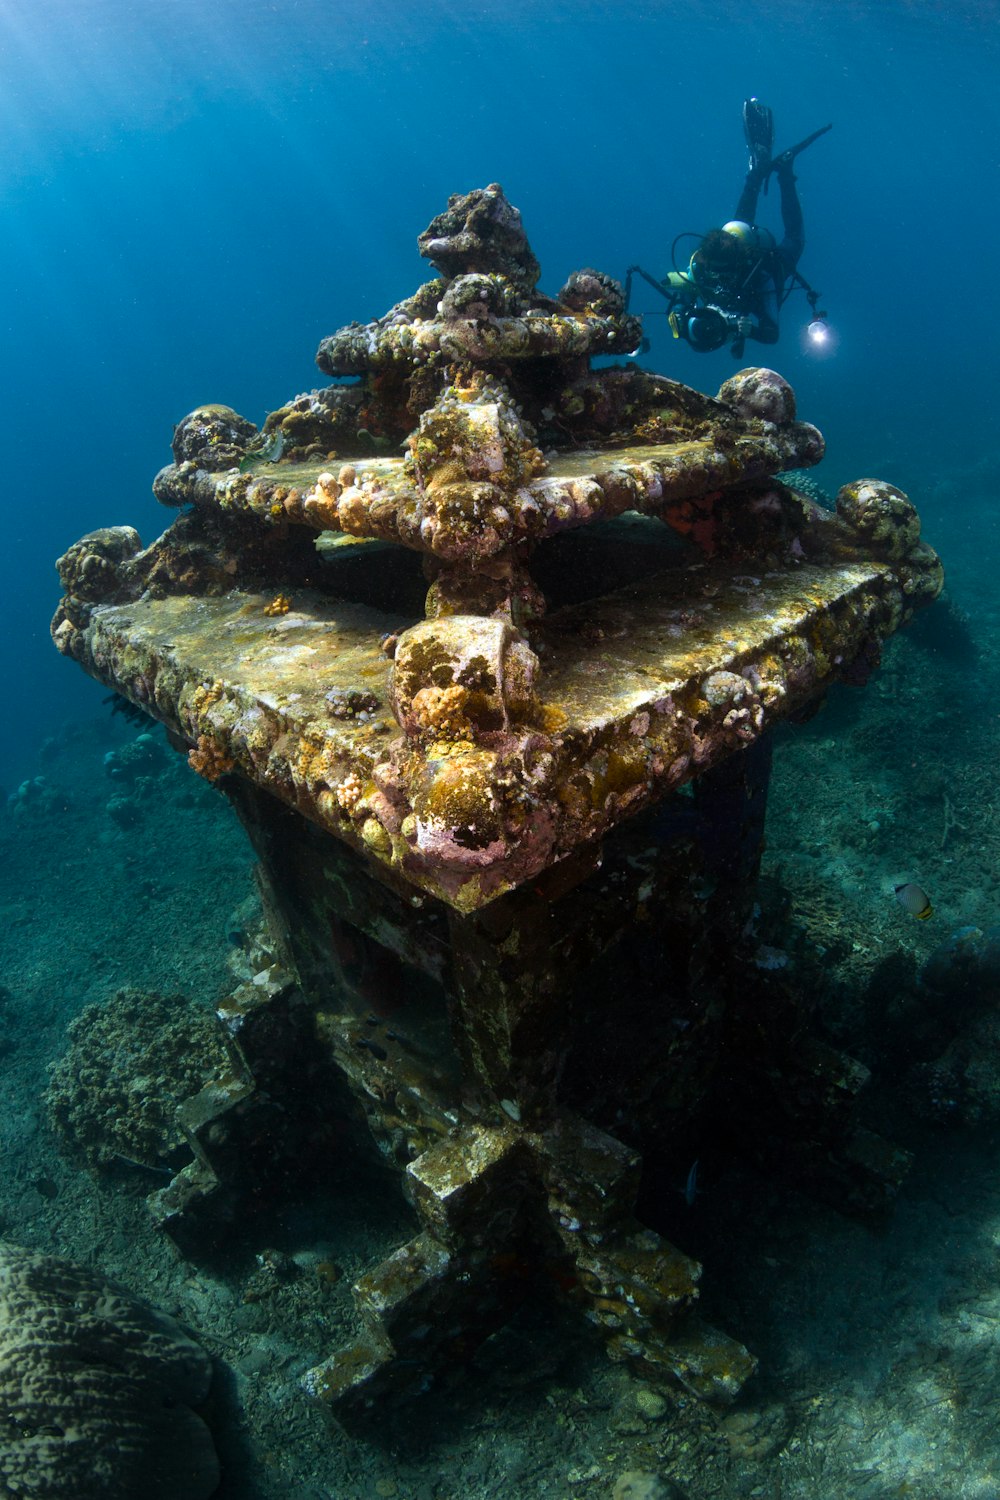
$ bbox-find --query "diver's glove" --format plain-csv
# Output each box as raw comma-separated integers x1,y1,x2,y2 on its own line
728,315,754,339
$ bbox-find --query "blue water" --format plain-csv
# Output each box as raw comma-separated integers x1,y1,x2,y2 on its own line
3,7,1000,1495
2,0,997,788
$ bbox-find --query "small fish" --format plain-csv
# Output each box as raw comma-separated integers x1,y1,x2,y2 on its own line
681,1159,700,1208
894,882,933,921
354,1036,388,1061
323,533,378,549
238,429,285,472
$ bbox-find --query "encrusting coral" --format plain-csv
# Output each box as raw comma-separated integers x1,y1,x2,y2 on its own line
50,184,943,915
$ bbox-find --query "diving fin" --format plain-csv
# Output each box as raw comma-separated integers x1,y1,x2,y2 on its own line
765,121,833,176
743,97,774,175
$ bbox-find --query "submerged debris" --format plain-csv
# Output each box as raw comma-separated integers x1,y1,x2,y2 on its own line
48,183,945,1418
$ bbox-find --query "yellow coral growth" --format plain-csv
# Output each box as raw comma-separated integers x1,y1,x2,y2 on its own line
411,683,472,738
191,680,225,717
187,734,235,782
335,772,364,812
264,593,291,616
424,459,468,494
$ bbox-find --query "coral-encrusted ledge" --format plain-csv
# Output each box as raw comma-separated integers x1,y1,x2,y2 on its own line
61,549,931,913
151,395,823,568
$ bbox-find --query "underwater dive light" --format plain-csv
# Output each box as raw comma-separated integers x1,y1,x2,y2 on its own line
803,306,837,355
801,281,832,353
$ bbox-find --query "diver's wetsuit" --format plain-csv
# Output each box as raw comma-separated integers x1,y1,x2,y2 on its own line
663,100,817,353
732,160,804,343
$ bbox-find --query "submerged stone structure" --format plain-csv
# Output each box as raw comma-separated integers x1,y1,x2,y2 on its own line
53,184,941,1411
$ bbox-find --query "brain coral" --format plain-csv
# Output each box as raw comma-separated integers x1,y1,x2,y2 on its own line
0,1241,219,1498
46,988,231,1170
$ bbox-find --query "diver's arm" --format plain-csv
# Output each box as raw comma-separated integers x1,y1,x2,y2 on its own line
738,281,780,344
748,312,780,344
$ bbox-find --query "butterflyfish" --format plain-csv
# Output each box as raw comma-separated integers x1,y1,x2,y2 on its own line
894,882,933,921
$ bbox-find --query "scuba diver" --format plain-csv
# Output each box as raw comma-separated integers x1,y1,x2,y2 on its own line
626,100,831,357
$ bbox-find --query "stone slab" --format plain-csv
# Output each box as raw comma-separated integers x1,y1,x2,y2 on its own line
74,547,906,911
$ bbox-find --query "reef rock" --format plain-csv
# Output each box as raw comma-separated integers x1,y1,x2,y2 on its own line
0,1241,219,1498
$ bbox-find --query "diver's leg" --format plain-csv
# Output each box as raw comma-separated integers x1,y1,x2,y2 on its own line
736,100,772,223
776,162,804,269
743,98,773,172
734,168,764,225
